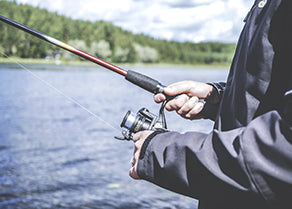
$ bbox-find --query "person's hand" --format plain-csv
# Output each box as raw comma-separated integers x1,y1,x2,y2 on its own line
129,130,154,180
154,81,214,120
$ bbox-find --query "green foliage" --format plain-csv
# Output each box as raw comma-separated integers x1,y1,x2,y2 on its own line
0,1,236,65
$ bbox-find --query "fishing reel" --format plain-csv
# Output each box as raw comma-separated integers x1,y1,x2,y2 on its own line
115,103,167,140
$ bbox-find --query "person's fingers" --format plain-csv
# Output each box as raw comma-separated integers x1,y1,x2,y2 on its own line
130,130,153,180
130,158,135,167
130,143,140,168
165,94,189,111
133,140,142,156
154,93,166,103
129,164,140,179
177,96,199,115
132,131,143,142
129,141,141,180
133,143,141,162
183,101,205,120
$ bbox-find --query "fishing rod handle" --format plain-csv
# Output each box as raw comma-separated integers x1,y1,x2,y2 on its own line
125,70,189,100
125,70,164,94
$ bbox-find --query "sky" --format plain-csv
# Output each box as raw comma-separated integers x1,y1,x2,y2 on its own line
15,0,255,43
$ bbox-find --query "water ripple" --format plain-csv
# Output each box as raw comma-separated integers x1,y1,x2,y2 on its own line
0,67,224,208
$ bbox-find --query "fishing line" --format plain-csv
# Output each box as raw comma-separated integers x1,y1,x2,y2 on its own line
0,15,168,96
0,50,119,132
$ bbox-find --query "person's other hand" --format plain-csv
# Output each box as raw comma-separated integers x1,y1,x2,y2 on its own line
154,81,214,120
129,130,153,180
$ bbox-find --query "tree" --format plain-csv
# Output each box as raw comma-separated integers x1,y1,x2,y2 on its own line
90,40,112,59
133,43,158,63
0,1,236,65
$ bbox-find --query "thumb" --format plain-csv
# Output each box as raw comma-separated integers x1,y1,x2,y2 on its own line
163,86,177,95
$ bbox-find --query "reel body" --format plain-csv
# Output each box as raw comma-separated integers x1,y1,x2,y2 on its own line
116,103,167,140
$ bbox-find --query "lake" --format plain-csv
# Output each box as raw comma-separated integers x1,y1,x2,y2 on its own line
0,63,228,209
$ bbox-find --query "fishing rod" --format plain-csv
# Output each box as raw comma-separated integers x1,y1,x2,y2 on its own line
0,14,165,95
0,14,176,140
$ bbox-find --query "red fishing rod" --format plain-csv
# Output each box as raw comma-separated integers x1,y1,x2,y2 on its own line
0,15,165,95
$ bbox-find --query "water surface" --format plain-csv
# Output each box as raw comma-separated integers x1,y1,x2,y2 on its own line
0,64,228,208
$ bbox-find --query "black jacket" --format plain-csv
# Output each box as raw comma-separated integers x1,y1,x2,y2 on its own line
137,0,292,208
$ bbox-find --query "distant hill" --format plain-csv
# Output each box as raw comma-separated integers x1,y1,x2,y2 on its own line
0,1,236,65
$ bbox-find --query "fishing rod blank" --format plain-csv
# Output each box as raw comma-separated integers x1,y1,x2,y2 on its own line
0,15,165,95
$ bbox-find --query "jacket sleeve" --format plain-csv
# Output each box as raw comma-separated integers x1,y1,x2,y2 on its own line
137,89,292,204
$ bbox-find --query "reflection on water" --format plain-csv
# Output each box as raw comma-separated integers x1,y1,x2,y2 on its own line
0,64,228,208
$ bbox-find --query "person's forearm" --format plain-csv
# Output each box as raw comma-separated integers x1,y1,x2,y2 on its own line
137,109,292,202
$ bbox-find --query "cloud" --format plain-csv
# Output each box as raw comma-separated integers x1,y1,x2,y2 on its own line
16,0,254,43
160,0,216,8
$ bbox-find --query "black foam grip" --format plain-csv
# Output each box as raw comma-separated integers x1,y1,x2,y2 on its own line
125,70,164,94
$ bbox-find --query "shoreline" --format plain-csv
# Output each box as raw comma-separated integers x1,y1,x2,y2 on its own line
0,57,230,70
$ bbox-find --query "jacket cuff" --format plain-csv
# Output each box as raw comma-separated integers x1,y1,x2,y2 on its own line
139,129,168,160
200,82,226,120
206,82,226,104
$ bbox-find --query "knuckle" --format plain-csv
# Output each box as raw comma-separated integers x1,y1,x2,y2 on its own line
166,101,178,111
184,101,194,109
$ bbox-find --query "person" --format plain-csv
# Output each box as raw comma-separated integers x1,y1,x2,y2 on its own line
129,0,292,208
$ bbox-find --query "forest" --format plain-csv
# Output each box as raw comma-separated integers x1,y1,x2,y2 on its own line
0,1,237,65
